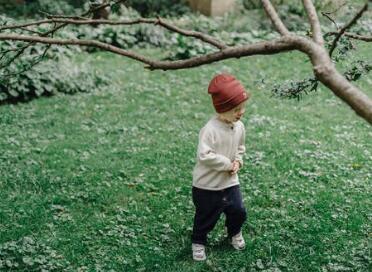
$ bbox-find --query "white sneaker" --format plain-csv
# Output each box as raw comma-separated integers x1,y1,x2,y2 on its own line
192,243,206,261
231,231,245,250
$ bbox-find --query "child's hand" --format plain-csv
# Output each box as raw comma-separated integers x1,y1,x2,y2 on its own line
230,160,240,175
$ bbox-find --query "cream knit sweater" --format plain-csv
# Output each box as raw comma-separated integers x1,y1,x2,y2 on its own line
192,115,246,190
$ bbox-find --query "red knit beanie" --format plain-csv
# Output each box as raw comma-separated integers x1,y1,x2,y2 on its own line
208,74,249,113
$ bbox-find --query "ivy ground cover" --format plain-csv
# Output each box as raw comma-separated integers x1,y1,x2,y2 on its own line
0,43,371,271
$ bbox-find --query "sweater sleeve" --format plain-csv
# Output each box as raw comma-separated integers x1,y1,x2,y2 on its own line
234,125,246,168
197,127,232,172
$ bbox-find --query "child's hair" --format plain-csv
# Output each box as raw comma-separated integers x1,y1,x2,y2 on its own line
217,100,247,123
208,74,250,113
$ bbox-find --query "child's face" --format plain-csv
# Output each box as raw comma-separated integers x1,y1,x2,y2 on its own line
219,101,246,123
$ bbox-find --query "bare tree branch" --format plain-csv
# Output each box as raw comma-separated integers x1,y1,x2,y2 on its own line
0,18,227,50
302,0,324,45
329,2,369,56
39,11,89,21
0,19,49,32
0,33,296,69
0,1,371,124
0,18,165,31
261,0,290,36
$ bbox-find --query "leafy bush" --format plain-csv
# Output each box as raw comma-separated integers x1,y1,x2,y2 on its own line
125,0,191,17
219,29,278,45
242,0,284,10
242,0,347,11
0,0,80,18
165,35,216,60
70,9,173,52
0,40,108,103
0,57,109,103
74,23,172,52
76,24,138,51
350,19,372,35
36,0,79,14
178,14,220,34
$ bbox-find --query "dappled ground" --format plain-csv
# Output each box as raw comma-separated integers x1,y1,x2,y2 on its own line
0,42,371,271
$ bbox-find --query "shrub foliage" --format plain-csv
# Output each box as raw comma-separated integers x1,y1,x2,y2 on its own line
0,40,108,103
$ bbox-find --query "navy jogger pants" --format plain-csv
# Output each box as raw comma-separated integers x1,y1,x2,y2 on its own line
191,185,247,245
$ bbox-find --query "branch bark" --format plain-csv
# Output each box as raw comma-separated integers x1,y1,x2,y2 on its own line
302,0,324,45
261,0,290,35
302,42,372,124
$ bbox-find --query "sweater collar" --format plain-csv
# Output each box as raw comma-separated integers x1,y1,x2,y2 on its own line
212,115,236,130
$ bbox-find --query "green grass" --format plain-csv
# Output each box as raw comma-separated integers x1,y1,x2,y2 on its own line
0,42,371,271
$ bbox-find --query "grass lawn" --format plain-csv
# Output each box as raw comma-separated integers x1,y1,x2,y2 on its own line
0,42,371,271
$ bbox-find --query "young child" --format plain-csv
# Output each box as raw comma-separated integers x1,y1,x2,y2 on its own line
191,73,250,261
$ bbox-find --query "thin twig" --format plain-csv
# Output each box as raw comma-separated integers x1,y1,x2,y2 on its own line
321,12,339,30
20,27,44,35
1,44,52,78
329,2,369,56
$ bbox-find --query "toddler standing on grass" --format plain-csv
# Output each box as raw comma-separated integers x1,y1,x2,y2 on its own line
191,74,251,261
